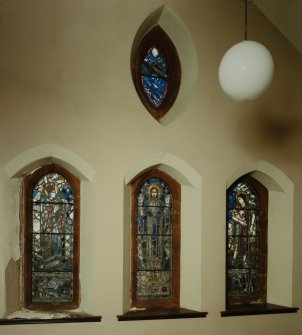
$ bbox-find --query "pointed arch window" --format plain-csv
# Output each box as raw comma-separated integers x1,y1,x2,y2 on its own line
131,169,180,308
23,164,80,309
226,175,268,307
131,26,181,121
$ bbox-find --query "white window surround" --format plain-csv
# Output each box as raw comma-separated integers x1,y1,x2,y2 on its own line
131,5,198,125
123,152,203,312
0,144,96,318
227,160,294,307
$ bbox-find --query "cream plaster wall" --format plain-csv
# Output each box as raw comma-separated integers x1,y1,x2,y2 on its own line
0,0,302,334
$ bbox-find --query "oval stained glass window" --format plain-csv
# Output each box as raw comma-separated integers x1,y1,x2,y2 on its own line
131,26,181,121
141,46,169,109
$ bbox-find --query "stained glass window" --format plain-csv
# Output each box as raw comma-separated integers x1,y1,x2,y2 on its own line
141,46,168,109
131,170,180,308
24,164,80,309
131,25,181,121
226,176,268,306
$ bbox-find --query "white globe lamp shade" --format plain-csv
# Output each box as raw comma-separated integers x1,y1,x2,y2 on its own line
218,40,274,101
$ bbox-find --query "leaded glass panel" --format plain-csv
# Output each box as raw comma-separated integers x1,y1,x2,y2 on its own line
33,172,74,204
227,181,260,298
32,272,73,302
31,172,74,303
136,271,172,299
136,177,173,300
227,269,258,297
141,46,169,109
131,25,181,121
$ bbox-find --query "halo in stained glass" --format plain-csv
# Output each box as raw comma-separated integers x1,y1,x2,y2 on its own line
227,182,258,209
33,172,74,204
141,46,169,109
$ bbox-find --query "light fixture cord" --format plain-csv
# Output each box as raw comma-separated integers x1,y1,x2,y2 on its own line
244,0,248,40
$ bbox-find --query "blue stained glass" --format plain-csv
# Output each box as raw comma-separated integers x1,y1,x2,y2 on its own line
227,182,258,209
33,173,74,204
136,177,173,299
141,46,169,108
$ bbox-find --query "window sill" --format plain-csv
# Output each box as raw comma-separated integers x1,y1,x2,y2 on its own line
0,310,102,325
117,307,208,321
221,303,299,317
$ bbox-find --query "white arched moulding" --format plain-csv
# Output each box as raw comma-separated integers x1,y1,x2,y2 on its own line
4,144,95,181
1,144,96,317
227,161,294,307
122,153,203,312
131,5,198,125
124,152,201,187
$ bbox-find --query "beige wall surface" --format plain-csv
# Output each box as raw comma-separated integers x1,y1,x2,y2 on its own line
0,0,302,334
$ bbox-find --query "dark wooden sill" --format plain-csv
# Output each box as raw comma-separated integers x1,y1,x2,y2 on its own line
117,307,208,321
221,303,299,317
0,315,102,325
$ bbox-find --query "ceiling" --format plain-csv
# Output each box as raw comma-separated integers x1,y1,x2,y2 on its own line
253,0,302,54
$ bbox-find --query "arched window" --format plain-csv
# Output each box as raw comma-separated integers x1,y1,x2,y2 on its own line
131,169,180,308
23,164,80,309
131,25,181,121
226,175,268,307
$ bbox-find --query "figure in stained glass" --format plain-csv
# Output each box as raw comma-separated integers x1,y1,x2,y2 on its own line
136,177,173,299
31,172,75,303
227,180,260,298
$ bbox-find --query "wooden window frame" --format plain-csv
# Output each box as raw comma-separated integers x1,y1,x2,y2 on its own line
226,175,268,308
131,169,180,309
23,163,80,310
131,25,181,121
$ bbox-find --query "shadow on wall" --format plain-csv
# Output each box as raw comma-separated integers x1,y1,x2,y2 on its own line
236,102,302,161
5,258,20,315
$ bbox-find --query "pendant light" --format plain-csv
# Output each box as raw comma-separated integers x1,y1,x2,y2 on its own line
218,0,274,101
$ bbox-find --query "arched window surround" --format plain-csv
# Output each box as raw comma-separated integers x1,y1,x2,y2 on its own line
1,145,97,319
131,25,181,121
119,153,207,320
130,5,198,125
222,161,299,316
